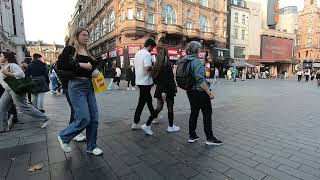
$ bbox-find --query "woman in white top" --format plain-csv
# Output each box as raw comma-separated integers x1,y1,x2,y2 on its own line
0,52,48,132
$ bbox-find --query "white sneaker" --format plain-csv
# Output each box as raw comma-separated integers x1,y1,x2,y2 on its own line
87,147,103,156
131,87,136,91
127,87,131,90
141,124,153,135
73,133,86,142
131,123,140,130
7,114,13,130
58,136,71,153
152,116,163,124
41,121,48,128
167,125,180,133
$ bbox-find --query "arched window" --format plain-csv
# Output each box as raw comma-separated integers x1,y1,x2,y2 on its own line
101,17,107,35
199,16,209,32
95,23,100,41
162,5,176,24
109,10,115,32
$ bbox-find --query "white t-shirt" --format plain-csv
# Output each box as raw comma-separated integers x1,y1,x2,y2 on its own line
115,67,121,77
134,48,153,85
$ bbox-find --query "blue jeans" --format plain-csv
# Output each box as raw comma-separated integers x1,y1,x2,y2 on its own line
50,77,59,91
59,79,99,151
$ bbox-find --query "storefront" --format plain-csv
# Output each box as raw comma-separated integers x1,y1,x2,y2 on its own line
128,45,142,66
303,60,313,69
212,47,230,78
313,60,320,70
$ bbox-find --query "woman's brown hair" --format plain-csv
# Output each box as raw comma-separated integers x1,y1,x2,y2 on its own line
152,47,169,79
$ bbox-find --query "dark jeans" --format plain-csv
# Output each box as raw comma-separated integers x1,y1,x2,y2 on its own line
114,77,121,87
306,75,310,82
146,98,174,127
134,85,155,124
298,75,302,82
62,82,76,124
127,80,135,87
187,90,214,140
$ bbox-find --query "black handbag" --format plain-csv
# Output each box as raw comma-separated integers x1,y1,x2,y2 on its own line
30,76,50,93
4,76,35,94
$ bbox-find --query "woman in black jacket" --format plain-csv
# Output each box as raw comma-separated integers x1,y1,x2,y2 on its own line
141,47,180,135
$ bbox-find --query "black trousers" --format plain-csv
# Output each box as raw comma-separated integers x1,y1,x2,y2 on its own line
306,75,310,82
146,98,174,127
187,90,214,140
298,75,302,82
134,85,155,124
127,80,135,87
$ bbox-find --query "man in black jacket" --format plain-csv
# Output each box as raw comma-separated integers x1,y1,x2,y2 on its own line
25,54,49,113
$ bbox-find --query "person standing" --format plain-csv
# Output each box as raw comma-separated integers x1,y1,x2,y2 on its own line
131,39,157,130
25,53,49,113
227,68,232,80
114,66,121,89
297,70,303,82
57,27,103,155
140,47,180,135
214,67,220,83
232,67,238,82
0,52,49,132
241,68,247,81
305,69,310,82
108,65,116,90
182,41,222,145
126,66,136,90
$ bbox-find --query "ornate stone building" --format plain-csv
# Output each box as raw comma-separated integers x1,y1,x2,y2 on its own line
26,41,64,64
67,0,228,77
296,0,320,69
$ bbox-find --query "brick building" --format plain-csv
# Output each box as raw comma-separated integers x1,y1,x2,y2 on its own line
67,0,228,77
296,0,320,69
26,41,64,64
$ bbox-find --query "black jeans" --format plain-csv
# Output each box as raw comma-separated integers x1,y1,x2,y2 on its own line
187,90,214,140
134,85,155,124
298,75,302,82
62,82,76,124
306,75,310,82
146,98,174,127
127,80,135,87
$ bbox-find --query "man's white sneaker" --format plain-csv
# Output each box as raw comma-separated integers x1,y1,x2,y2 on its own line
58,136,71,153
87,148,103,156
127,87,131,90
73,133,86,142
131,123,140,130
141,124,153,135
131,87,136,90
152,116,163,124
41,121,48,128
167,125,180,133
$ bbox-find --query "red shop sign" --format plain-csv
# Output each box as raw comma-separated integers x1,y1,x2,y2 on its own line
168,48,178,60
109,49,117,58
198,51,206,59
117,48,124,56
128,45,141,54
181,49,186,57
150,47,157,55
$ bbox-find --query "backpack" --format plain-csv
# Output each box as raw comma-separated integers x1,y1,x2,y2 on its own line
175,59,195,90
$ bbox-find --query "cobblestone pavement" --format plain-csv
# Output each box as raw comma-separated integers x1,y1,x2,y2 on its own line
1,79,320,180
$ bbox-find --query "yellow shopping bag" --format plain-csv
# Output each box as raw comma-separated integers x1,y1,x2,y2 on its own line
92,73,107,93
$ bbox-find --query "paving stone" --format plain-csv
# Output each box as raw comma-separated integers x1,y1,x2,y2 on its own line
277,165,318,180
224,168,256,180
270,155,301,169
231,154,260,168
250,155,280,168
298,165,320,178
255,164,300,180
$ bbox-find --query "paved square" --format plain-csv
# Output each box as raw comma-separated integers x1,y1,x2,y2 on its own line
1,79,320,180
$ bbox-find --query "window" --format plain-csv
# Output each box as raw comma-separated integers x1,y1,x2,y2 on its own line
241,29,245,40
214,17,219,33
128,8,134,20
162,5,176,24
242,15,246,25
101,17,106,35
200,0,208,7
136,9,143,20
298,52,300,58
147,0,154,8
90,29,94,43
199,15,209,32
95,23,100,41
283,29,287,33
108,10,115,32
234,27,238,39
235,13,238,23
147,13,154,24
234,46,245,58
307,38,312,47
297,39,300,46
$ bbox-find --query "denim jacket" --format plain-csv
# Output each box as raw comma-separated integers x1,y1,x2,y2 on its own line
184,55,207,91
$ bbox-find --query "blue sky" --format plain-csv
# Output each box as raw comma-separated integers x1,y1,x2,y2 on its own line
23,0,312,44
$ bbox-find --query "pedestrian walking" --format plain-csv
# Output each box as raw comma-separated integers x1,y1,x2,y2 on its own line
131,39,157,130
114,66,121,89
108,66,116,90
232,67,238,82
140,47,180,135
227,68,232,80
183,41,222,146
25,53,49,113
305,69,311,82
241,69,246,81
126,66,136,90
57,27,103,155
49,67,60,95
0,52,48,132
214,67,220,83
297,70,303,82
316,69,320,87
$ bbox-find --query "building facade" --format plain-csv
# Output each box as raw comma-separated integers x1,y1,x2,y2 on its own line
0,0,26,63
26,41,64,64
296,0,320,69
67,0,228,77
246,0,261,60
277,6,298,34
227,0,249,59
